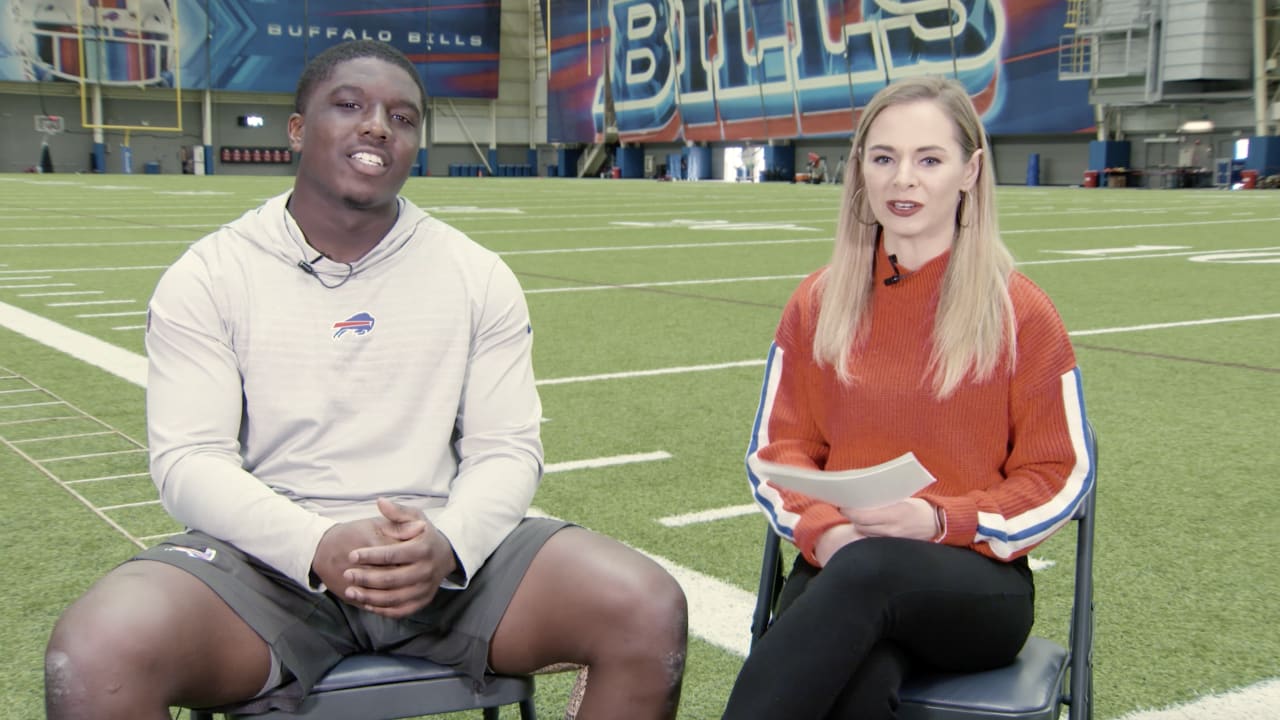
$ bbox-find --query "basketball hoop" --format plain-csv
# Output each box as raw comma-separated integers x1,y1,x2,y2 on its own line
33,115,63,174
35,114,65,136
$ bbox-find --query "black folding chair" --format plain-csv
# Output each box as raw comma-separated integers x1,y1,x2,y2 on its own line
188,654,535,720
750,421,1097,720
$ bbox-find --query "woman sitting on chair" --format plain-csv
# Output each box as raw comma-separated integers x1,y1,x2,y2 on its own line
723,76,1092,719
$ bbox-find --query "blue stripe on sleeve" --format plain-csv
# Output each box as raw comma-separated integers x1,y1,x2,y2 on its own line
745,342,794,540
976,367,1093,551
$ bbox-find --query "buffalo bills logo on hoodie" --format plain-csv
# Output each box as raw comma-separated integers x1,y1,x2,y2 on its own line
333,312,375,339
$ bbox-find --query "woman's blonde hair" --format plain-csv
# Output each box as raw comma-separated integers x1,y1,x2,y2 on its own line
814,75,1015,399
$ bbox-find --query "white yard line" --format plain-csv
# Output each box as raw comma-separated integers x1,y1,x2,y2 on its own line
1020,245,1280,266
0,301,147,386
98,499,162,511
499,237,826,255
0,401,63,410
526,274,806,294
0,415,80,427
1115,678,1280,720
47,299,136,307
545,451,671,474
0,266,168,274
20,290,104,297
10,430,115,444
477,216,1280,237
1003,216,1280,234
537,360,767,386
37,448,147,463
66,472,151,485
1070,314,1280,336
659,504,759,527
76,311,148,318
0,231,213,238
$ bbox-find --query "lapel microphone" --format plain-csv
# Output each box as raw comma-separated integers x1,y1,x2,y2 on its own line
297,253,323,276
297,253,354,289
884,254,903,286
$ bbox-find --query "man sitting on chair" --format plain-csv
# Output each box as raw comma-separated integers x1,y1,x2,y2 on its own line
45,40,688,720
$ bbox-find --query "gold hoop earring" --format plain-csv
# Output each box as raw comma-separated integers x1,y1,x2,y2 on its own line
851,187,878,226
957,191,971,229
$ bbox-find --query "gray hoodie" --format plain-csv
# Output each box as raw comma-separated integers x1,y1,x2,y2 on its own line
146,191,543,590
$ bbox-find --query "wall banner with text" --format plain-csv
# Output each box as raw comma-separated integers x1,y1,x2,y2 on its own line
542,0,1093,143
0,0,501,98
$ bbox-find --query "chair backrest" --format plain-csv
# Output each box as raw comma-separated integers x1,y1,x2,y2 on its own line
750,420,1097,720
1067,419,1097,720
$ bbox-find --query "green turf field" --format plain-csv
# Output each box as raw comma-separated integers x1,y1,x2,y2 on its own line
1,174,1277,719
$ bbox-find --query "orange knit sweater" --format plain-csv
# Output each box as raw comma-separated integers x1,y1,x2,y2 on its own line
747,245,1092,565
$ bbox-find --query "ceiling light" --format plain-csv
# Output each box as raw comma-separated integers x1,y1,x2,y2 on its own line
1178,119,1214,133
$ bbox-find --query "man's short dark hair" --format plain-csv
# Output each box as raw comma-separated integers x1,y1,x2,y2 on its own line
294,40,427,115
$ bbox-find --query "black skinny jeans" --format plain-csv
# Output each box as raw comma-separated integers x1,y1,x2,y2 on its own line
723,537,1035,720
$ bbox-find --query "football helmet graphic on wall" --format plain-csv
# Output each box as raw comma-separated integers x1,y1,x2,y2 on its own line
22,0,176,85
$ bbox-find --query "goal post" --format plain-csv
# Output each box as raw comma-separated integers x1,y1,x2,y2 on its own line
71,0,185,134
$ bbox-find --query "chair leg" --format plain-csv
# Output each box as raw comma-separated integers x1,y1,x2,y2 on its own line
563,667,587,720
531,662,585,720
518,697,537,720
483,707,499,720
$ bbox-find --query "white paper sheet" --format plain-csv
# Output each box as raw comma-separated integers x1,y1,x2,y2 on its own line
748,452,937,509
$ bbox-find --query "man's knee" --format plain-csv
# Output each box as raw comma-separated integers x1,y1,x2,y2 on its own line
600,563,687,696
45,565,200,711
46,602,149,711
44,637,83,712
644,571,688,675
596,561,688,665
48,598,111,672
